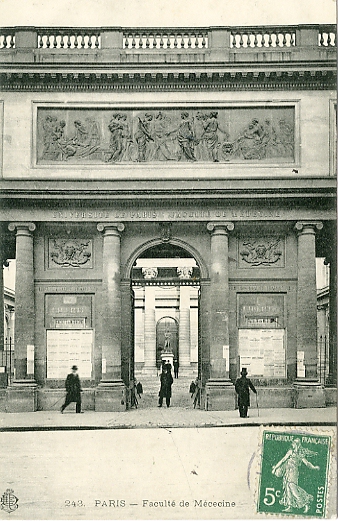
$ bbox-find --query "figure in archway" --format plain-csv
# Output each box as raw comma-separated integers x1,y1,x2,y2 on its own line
164,331,172,352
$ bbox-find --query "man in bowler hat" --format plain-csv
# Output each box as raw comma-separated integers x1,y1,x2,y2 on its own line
61,365,82,413
235,367,257,418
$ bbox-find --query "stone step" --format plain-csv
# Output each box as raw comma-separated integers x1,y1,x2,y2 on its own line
132,376,197,408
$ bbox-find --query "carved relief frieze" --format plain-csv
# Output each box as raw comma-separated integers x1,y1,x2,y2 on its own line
238,237,284,268
48,239,93,268
36,106,295,165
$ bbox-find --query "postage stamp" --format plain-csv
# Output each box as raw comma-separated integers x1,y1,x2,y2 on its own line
257,428,334,518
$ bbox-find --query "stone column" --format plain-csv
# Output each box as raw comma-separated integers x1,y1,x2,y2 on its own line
295,221,323,378
327,248,337,386
0,257,5,352
293,221,325,408
178,284,191,371
7,223,37,412
8,223,36,380
96,223,126,411
205,222,236,410
207,222,234,378
142,267,158,374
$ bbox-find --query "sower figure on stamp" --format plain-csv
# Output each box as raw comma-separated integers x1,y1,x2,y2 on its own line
158,365,173,408
235,367,257,418
61,365,82,413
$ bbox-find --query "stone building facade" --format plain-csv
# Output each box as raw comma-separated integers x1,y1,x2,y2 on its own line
0,25,336,411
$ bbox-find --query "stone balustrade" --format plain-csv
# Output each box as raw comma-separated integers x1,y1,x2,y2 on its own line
0,25,335,62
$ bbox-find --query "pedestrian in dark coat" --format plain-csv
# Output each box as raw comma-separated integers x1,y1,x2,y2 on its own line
235,367,257,418
173,359,179,378
61,365,82,413
158,366,173,407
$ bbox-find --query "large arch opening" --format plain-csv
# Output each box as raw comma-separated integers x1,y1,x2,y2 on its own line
131,242,201,387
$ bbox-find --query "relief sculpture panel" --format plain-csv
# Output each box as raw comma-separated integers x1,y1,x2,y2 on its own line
238,236,285,268
36,106,295,165
48,239,93,268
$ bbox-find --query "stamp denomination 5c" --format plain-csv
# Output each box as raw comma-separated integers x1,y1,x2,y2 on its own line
257,429,333,517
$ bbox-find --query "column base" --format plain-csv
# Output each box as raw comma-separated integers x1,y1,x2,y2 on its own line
205,378,236,411
6,379,38,412
95,380,127,412
293,379,326,408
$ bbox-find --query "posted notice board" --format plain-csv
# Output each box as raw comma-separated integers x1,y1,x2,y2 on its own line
47,329,93,379
238,328,285,378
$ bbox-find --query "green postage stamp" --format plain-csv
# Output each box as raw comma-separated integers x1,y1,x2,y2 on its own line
257,429,334,517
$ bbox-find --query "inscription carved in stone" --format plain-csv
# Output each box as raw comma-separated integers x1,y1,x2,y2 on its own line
37,107,295,164
239,237,284,267
48,239,92,268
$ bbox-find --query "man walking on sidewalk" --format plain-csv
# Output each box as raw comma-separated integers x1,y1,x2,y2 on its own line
61,365,82,413
235,367,257,418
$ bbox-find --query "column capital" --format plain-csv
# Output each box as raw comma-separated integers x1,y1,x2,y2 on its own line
207,222,234,234
97,222,125,234
8,222,36,233
294,221,323,234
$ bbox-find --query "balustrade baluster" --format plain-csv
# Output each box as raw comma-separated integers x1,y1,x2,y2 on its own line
131,34,136,48
253,32,258,47
146,34,150,48
320,31,325,46
74,34,79,48
95,33,100,48
201,33,206,47
60,34,65,48
46,35,51,48
239,32,244,47
139,33,143,48
180,33,184,48
152,33,157,48
88,34,92,48
327,33,332,46
290,32,295,46
268,31,273,47
81,33,86,48
124,34,129,48
173,33,178,48
188,33,192,48
160,33,164,48
194,33,199,48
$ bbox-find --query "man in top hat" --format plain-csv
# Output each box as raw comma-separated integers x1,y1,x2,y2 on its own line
61,365,82,413
235,368,257,418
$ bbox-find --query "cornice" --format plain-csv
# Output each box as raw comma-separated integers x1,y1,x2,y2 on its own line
0,62,336,91
0,178,336,200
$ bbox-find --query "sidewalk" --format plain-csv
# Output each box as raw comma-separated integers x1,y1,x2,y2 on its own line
0,406,336,431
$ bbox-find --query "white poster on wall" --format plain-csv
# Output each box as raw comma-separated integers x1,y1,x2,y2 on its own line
47,329,93,379
238,329,285,378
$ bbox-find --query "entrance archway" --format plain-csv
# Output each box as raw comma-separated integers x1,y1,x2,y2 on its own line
130,242,201,380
